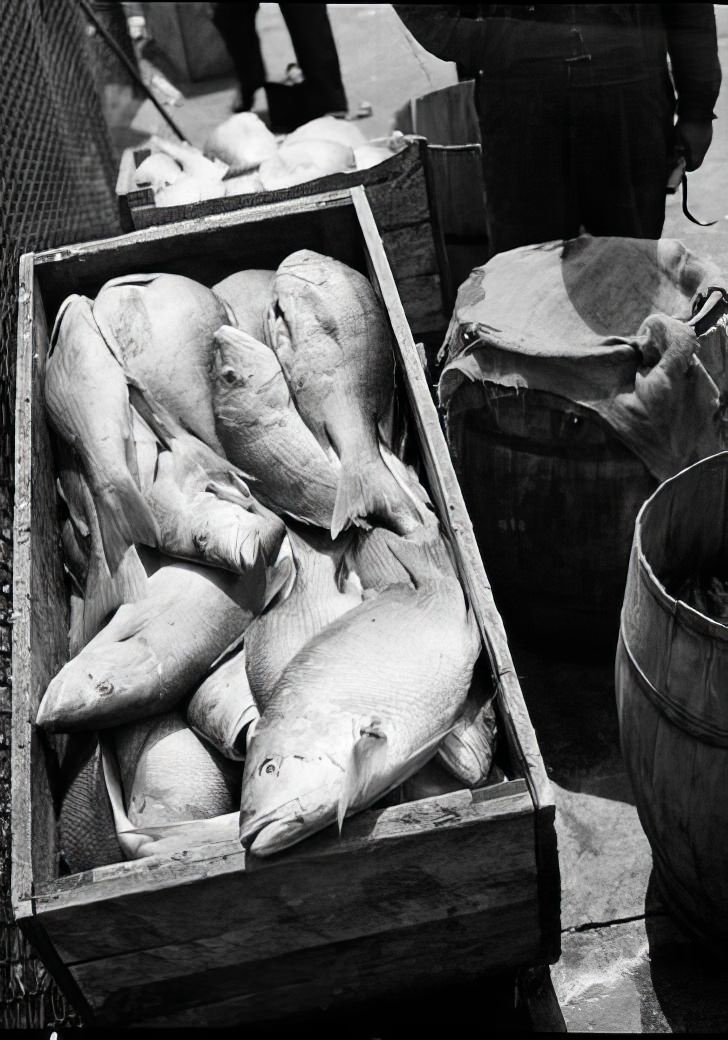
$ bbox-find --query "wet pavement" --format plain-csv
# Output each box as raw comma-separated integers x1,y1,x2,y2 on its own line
103,5,728,1031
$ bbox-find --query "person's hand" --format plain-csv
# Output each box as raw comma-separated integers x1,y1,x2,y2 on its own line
674,120,713,171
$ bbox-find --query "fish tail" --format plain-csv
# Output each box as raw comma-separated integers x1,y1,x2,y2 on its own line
331,453,421,540
94,476,159,572
385,529,460,589
82,545,148,649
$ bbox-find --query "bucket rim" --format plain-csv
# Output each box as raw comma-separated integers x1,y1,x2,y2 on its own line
633,450,728,639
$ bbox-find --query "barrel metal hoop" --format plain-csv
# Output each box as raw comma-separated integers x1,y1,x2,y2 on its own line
619,626,728,748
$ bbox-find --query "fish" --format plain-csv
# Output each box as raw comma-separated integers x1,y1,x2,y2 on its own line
245,524,363,710
212,270,275,341
129,393,286,575
224,172,264,197
92,272,230,452
267,250,425,538
112,712,242,829
186,646,259,761
354,144,392,171
437,671,498,789
56,441,148,653
134,152,181,192
285,115,367,150
44,294,158,572
205,112,278,172
57,733,123,873
36,551,292,733
239,547,480,856
155,174,225,206
151,135,229,183
258,139,354,191
211,326,343,528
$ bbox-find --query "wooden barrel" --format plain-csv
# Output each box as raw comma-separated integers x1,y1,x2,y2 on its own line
447,381,657,652
616,451,728,946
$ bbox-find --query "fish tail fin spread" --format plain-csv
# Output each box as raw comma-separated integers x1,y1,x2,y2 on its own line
385,530,460,588
94,476,159,573
83,545,148,649
331,453,420,540
438,701,497,788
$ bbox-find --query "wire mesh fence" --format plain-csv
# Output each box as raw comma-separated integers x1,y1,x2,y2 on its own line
1,0,122,1026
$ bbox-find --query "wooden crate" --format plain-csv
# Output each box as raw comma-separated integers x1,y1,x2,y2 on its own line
12,187,560,1027
394,81,489,294
116,136,450,338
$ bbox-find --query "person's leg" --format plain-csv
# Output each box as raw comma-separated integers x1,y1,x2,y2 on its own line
212,2,265,109
279,4,347,117
477,77,579,256
573,74,674,239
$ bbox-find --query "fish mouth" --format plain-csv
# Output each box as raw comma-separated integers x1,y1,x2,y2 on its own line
239,810,308,857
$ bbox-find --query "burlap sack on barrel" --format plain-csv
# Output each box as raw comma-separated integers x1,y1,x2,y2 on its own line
439,236,728,482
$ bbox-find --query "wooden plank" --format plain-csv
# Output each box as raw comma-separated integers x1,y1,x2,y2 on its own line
427,145,488,238
61,798,535,1012
95,903,542,1026
351,186,555,818
394,273,447,334
517,965,567,1032
379,221,438,281
34,782,532,931
11,258,68,908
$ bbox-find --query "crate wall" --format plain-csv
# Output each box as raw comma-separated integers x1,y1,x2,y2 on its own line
0,0,119,1025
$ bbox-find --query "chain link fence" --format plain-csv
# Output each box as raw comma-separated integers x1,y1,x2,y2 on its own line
1,0,122,1026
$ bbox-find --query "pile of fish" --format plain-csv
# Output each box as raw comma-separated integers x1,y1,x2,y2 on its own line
37,249,499,870
133,113,397,207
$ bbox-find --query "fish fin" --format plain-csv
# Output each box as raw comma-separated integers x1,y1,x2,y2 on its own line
93,474,159,573
205,477,252,508
99,736,143,860
337,717,389,835
264,554,294,610
69,593,86,657
385,531,459,589
83,544,148,649
126,381,178,447
49,294,84,357
330,453,419,540
380,444,432,515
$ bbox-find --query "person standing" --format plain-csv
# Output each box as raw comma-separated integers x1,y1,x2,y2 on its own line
212,3,348,121
394,5,721,255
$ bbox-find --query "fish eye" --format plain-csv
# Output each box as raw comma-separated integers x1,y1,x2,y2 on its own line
259,758,279,777
221,367,238,386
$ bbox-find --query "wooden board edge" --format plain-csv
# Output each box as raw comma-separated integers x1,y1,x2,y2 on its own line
122,136,427,229
420,142,455,312
535,804,562,962
33,786,535,913
350,185,554,815
11,252,36,912
516,965,567,1032
16,913,95,1023
34,188,359,264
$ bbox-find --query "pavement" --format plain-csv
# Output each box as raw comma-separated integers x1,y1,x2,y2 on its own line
102,4,728,1032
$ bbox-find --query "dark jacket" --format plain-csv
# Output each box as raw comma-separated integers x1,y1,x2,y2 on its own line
394,5,721,120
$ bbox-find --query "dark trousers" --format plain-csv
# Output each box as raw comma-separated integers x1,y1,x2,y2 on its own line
471,11,677,256
478,73,674,256
212,3,347,115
